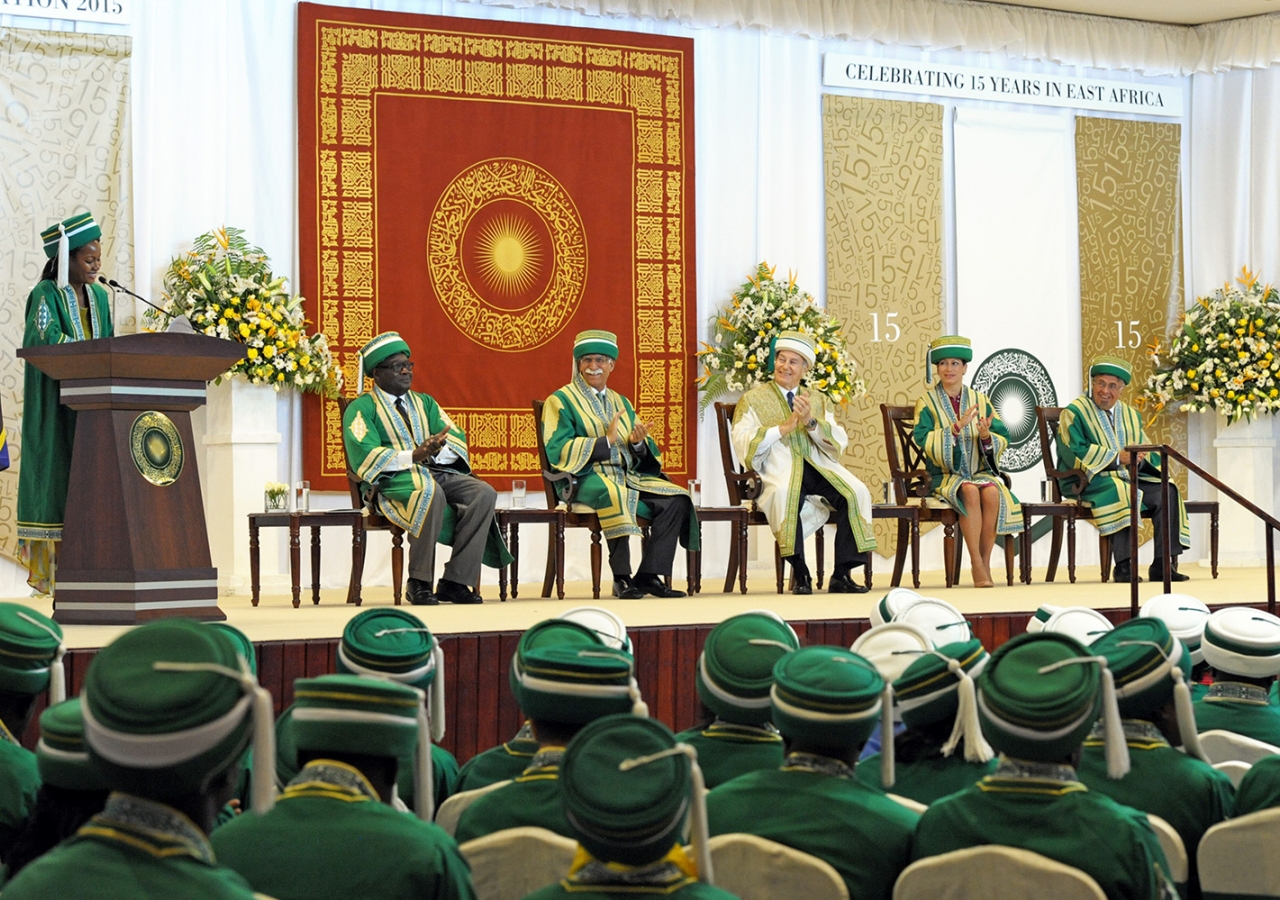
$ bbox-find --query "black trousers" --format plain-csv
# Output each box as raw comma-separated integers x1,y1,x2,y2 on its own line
787,461,868,577
606,492,691,578
1111,480,1182,564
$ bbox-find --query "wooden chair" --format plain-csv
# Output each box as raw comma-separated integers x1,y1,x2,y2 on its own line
879,404,961,588
1038,406,1221,583
532,399,654,600
708,833,849,900
1198,807,1280,900
337,396,404,605
713,402,785,594
893,846,1106,900
458,826,578,900
1198,730,1280,765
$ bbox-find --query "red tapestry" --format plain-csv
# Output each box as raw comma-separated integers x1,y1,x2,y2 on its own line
297,2,696,491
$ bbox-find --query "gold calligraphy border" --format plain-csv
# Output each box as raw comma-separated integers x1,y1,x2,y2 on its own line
308,15,692,483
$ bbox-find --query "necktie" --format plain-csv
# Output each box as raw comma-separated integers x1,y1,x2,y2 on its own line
394,397,412,431
786,391,795,410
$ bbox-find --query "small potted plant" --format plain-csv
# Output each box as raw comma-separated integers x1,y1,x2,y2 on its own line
264,481,289,512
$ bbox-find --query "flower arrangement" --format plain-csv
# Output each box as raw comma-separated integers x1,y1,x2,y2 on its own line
697,262,865,413
142,227,342,397
1142,267,1280,423
263,481,289,512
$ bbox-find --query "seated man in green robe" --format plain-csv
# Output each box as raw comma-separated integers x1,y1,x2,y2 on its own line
213,675,475,900
1082,618,1234,900
2,619,275,900
524,714,735,900
706,646,920,899
675,612,796,788
1056,356,1190,583
913,632,1178,900
1193,606,1280,747
343,331,510,606
541,329,696,599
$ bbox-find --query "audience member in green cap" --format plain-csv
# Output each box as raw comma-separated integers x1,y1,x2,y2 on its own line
524,713,734,900
913,632,1178,900
205,622,258,827
1056,356,1190,583
213,674,475,900
731,330,875,595
857,639,998,803
454,619,646,843
0,603,66,859
271,607,459,812
1192,606,1280,745
1080,618,1233,900
1230,754,1280,816
675,612,797,787
913,335,1023,588
1140,594,1212,700
541,329,697,600
706,646,919,898
2,619,275,900
1,699,108,884
343,330,510,606
18,213,114,595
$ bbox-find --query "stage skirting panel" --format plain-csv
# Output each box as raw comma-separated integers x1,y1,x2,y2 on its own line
20,607,1144,760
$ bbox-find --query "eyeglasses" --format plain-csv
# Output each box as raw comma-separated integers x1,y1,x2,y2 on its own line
377,361,415,374
579,355,612,366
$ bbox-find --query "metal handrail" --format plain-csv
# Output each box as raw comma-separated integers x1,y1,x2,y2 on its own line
1125,443,1279,615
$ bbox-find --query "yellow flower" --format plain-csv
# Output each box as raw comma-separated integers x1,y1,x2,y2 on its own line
1191,383,1199,391
300,355,311,367
238,323,251,338
277,372,285,382
247,347,258,359
1228,390,1237,399
264,344,276,358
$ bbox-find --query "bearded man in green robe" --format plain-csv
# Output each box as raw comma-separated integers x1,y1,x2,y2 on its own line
541,329,697,599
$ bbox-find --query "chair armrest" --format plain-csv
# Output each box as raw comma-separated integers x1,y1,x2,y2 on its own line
542,468,579,503
730,470,763,502
1055,468,1088,499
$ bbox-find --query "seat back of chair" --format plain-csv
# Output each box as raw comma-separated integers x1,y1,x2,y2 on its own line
893,845,1107,900
708,833,849,900
1036,406,1068,500
1198,807,1280,900
1147,813,1188,887
880,404,932,504
459,825,579,900
434,780,512,837
714,402,749,506
530,399,560,508
1199,729,1280,765
1212,759,1252,788
336,396,369,509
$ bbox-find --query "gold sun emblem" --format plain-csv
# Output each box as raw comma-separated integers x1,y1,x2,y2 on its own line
475,214,543,296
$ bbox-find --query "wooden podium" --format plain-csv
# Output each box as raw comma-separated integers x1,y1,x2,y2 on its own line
19,333,245,624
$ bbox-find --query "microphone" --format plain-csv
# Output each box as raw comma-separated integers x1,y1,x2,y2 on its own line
99,276,175,320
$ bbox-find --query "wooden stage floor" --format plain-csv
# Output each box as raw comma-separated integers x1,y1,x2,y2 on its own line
13,562,1268,761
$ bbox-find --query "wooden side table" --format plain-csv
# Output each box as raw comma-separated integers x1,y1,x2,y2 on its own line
687,506,749,595
1018,502,1078,584
248,510,365,608
871,503,922,589
497,507,566,601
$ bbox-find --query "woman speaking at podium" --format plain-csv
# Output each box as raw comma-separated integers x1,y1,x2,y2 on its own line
16,213,113,594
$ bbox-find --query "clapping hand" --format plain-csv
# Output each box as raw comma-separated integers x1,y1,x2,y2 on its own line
607,412,624,446
629,419,650,445
412,428,450,464
976,413,992,440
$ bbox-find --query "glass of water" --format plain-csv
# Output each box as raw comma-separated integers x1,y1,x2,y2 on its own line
294,480,310,513
687,479,701,508
512,479,527,508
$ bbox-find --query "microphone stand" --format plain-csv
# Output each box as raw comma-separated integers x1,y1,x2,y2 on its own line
98,276,176,323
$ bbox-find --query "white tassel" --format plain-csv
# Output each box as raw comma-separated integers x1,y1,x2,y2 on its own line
430,644,446,743
1172,669,1208,762
631,676,650,718
942,661,993,763
415,686,434,821
880,682,895,789
1100,665,1130,779
56,223,69,290
688,753,714,885
18,612,66,705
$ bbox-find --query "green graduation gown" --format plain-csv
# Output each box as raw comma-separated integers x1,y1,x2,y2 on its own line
523,846,737,900
1,792,261,900
454,725,538,793
705,754,919,900
341,387,510,566
212,761,475,900
1193,682,1280,747
542,373,697,547
453,749,569,845
672,722,785,789
1056,394,1189,546
1077,721,1234,900
17,280,113,571
913,758,1178,900
856,749,997,806
0,723,41,860
1232,754,1280,816
912,385,1023,535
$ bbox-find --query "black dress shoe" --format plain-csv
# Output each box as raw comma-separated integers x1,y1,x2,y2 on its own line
1112,561,1142,583
1149,561,1190,582
612,576,644,600
437,578,483,604
828,573,869,594
633,573,686,599
406,578,438,606
792,574,813,595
